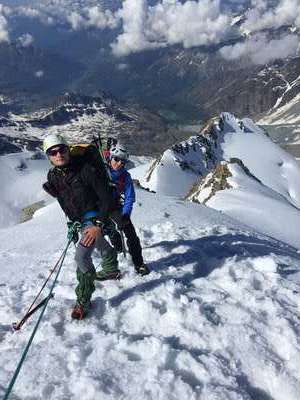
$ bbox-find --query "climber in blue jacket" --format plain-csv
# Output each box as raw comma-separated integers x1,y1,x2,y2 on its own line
106,143,150,276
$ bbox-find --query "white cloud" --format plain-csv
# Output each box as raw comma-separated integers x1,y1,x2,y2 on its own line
67,11,85,30
112,0,157,56
112,0,231,56
18,33,34,47
67,6,118,30
116,63,129,71
0,4,11,16
17,6,41,19
220,33,299,64
15,6,54,25
35,70,44,78
0,5,9,43
241,0,300,33
1,0,299,64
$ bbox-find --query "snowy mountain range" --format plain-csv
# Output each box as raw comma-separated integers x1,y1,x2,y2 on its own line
0,0,299,127
0,92,190,156
1,113,300,398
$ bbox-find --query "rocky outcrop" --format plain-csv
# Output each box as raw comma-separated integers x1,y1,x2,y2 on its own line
187,157,262,204
187,161,233,204
20,201,46,223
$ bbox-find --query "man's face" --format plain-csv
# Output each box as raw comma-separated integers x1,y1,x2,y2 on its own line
47,145,70,167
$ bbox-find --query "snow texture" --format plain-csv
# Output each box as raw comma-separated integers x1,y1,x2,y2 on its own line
1,186,300,400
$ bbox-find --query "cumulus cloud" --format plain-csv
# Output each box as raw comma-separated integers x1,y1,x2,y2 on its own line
35,70,44,78
2,0,300,64
0,6,9,43
18,33,34,47
220,33,299,64
67,6,118,30
15,6,54,25
241,0,300,33
111,0,157,56
112,0,232,56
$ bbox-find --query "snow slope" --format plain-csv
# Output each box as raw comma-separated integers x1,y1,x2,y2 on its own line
1,186,300,400
0,151,49,228
258,92,300,157
222,114,300,209
142,113,300,249
189,160,300,249
259,93,300,126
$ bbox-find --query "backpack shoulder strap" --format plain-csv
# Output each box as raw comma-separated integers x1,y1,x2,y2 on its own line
117,171,128,194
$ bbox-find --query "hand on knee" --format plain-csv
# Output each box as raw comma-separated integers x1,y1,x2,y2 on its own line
80,226,102,247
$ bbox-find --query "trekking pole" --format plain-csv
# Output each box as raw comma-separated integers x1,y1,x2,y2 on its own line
109,218,127,258
93,133,114,182
119,229,127,259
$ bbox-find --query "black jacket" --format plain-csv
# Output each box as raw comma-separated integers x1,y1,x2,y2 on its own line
43,157,115,222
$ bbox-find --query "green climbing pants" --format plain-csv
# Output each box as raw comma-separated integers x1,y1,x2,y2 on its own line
75,270,95,307
74,228,118,305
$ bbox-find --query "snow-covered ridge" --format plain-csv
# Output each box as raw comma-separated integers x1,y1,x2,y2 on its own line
141,112,300,248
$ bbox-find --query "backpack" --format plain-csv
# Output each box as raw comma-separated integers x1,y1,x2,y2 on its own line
70,143,113,183
70,143,106,171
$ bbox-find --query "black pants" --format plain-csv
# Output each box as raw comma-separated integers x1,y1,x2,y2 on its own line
109,217,144,268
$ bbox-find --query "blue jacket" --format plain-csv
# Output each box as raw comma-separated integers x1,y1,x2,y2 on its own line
110,167,135,216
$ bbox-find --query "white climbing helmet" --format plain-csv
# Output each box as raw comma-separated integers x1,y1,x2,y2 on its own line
110,143,129,161
43,133,68,154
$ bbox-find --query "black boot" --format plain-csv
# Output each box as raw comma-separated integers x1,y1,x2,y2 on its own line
135,263,150,276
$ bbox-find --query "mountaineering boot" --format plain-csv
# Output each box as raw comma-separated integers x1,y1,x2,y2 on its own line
95,269,121,281
71,302,91,320
135,263,150,276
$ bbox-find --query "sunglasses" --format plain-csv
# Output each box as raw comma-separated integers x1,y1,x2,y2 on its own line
112,156,125,163
47,145,68,157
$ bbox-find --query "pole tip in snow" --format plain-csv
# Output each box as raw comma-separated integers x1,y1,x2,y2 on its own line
12,322,21,331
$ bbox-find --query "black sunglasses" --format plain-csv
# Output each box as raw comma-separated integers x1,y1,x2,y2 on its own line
112,156,125,163
47,145,68,157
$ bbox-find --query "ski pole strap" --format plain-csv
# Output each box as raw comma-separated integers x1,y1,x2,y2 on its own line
3,239,72,400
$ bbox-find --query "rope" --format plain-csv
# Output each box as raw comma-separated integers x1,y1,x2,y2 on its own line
3,239,72,400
